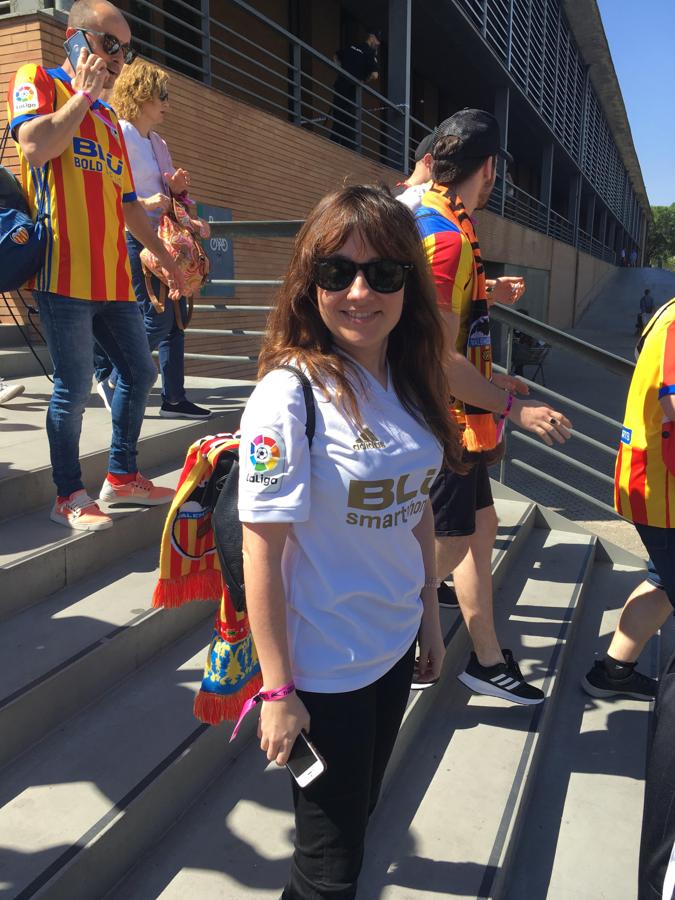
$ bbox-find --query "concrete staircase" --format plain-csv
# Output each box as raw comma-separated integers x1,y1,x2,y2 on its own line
0,325,655,899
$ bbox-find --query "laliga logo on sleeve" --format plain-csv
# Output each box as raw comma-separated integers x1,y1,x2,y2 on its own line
13,83,38,113
246,429,285,493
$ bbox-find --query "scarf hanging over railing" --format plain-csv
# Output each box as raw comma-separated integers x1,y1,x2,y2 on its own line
424,184,498,452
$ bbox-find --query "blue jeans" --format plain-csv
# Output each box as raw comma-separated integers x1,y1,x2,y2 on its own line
36,291,157,497
635,523,675,609
94,233,187,404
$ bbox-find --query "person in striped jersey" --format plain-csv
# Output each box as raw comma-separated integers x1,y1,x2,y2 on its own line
7,0,184,531
583,297,675,701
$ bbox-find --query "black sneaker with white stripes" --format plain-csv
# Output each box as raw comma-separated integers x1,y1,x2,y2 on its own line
457,648,545,705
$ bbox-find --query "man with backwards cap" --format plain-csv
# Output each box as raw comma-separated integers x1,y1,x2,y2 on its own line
393,131,434,210
410,109,572,701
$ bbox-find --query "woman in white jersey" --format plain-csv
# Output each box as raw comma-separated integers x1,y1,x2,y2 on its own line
93,59,210,420
238,185,465,899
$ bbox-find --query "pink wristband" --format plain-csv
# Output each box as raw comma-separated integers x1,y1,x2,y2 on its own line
496,391,513,442
76,90,94,107
229,680,296,742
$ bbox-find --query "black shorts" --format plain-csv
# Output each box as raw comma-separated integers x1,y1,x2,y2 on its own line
430,453,494,537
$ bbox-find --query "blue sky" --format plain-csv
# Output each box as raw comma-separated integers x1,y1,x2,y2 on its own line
597,0,675,207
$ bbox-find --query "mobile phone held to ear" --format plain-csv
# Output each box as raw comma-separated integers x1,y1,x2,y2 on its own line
286,730,326,788
63,30,93,71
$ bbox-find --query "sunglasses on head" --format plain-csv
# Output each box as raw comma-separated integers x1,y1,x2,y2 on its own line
84,29,136,65
314,257,413,294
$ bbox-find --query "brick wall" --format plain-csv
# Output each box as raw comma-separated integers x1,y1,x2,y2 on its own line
0,12,393,378
1,11,616,371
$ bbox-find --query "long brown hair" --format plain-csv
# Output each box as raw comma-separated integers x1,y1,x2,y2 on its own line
259,185,464,470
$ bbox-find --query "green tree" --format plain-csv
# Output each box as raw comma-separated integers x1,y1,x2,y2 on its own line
648,203,675,266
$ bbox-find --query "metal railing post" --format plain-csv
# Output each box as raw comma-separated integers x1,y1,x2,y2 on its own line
499,324,514,484
355,84,363,154
200,0,211,86
291,43,302,124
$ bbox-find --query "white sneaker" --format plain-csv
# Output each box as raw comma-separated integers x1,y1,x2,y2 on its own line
0,378,25,405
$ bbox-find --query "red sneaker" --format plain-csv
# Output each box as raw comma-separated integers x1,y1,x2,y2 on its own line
99,473,175,506
50,490,113,531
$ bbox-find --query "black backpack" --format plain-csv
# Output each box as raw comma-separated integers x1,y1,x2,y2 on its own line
212,365,315,613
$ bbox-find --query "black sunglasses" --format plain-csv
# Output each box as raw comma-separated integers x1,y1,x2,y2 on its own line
314,257,413,294
85,29,136,65
158,89,169,102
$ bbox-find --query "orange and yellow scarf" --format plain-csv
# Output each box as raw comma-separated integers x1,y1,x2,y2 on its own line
153,433,262,724
425,184,498,451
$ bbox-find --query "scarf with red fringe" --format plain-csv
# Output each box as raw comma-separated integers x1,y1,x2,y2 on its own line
425,184,497,452
153,433,262,724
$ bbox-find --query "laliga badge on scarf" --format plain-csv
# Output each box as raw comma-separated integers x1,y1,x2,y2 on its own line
245,428,286,493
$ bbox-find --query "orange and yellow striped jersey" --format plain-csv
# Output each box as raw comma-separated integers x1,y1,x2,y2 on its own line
7,64,137,301
615,298,675,527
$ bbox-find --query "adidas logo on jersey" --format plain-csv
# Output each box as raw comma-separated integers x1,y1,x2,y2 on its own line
353,428,385,451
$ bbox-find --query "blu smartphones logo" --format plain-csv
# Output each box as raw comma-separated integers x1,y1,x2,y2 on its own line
72,137,123,177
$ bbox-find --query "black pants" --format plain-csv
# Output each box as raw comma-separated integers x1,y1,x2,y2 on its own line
281,642,415,899
330,80,357,148
639,650,675,899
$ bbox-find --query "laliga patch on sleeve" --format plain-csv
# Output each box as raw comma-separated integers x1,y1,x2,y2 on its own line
621,427,632,445
244,428,286,493
13,83,39,114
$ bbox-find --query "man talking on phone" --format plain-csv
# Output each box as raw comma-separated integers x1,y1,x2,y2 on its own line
6,0,184,531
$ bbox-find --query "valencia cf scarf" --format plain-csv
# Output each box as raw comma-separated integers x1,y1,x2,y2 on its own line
153,433,262,724
426,184,498,452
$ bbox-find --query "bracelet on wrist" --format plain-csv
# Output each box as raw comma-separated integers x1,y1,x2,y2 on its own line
75,90,94,107
496,391,514,442
260,681,296,699
423,577,442,589
229,679,296,742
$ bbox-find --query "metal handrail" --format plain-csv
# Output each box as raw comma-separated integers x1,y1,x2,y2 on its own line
491,305,634,378
218,0,404,115
189,216,630,520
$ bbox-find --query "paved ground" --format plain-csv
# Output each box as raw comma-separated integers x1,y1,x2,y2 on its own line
501,266,675,557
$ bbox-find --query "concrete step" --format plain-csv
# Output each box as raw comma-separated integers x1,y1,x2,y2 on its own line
503,560,653,900
0,345,52,380
0,374,252,520
0,620,258,900
104,500,542,900
0,325,31,349
0,543,217,769
0,461,181,622
352,527,599,900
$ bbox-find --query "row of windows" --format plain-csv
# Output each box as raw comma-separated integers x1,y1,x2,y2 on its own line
108,0,643,240
455,0,641,237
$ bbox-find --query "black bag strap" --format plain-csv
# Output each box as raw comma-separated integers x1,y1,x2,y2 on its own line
635,298,675,358
0,123,9,164
277,364,316,447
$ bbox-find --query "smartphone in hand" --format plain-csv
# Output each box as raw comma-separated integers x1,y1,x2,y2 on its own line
286,730,326,788
63,30,93,71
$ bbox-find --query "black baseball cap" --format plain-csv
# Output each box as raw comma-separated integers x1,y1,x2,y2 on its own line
414,132,435,162
367,26,383,40
434,109,513,165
